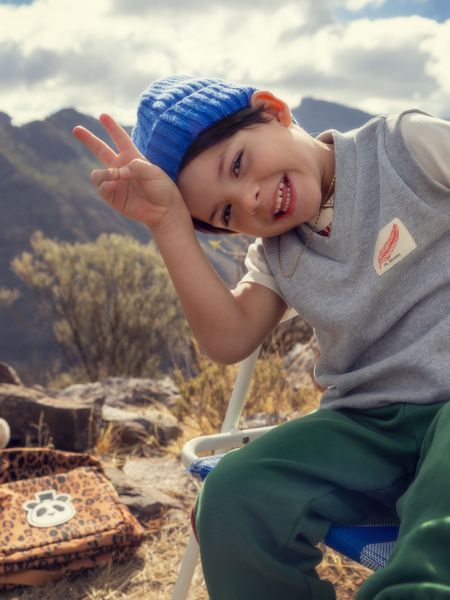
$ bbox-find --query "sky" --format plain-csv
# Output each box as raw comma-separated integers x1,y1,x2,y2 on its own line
0,0,449,126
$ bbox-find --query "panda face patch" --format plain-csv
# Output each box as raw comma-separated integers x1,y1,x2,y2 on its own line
23,489,76,528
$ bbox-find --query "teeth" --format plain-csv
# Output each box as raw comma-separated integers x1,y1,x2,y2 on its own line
275,177,291,214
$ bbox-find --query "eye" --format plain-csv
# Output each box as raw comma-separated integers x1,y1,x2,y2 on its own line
222,204,232,227
37,507,47,516
232,151,243,177
53,504,65,512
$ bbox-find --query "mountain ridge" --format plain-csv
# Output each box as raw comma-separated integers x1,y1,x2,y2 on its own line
0,97,376,381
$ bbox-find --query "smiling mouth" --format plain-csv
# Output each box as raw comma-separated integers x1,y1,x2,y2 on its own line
273,175,292,219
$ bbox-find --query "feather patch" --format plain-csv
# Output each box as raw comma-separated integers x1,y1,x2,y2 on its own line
377,223,399,269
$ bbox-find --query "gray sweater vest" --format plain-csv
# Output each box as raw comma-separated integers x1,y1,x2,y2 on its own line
263,111,450,410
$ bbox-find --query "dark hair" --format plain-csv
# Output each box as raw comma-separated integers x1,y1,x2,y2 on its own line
180,104,272,235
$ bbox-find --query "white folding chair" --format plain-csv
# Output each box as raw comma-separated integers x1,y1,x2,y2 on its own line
172,345,399,600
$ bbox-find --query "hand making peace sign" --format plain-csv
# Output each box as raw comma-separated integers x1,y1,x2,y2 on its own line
72,114,187,232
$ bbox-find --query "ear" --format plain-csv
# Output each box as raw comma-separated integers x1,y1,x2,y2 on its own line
250,90,292,127
55,494,70,503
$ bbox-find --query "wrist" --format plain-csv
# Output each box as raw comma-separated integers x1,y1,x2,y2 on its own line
149,204,195,246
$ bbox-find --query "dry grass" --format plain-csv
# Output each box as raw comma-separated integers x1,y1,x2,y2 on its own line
2,493,370,600
174,350,309,435
3,347,372,598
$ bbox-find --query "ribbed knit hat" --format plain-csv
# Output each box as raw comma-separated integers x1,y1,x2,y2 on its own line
132,75,256,181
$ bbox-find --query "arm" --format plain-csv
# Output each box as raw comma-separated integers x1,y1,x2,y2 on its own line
73,115,286,363
400,112,450,188
152,219,287,363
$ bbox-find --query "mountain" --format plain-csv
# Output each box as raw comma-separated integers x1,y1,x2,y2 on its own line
0,108,247,381
293,97,374,134
0,98,374,382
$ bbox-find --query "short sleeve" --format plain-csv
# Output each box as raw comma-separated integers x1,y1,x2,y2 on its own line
240,239,286,300
401,113,450,188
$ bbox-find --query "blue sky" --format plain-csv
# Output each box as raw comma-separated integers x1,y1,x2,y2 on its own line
0,0,449,124
337,0,449,22
2,0,448,20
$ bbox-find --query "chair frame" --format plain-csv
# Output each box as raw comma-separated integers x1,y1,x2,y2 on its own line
172,344,398,599
172,347,261,600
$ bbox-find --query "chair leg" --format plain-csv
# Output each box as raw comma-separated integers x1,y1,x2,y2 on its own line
171,532,200,600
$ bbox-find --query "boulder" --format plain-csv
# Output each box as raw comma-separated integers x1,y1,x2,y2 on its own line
122,456,196,497
58,376,183,447
102,404,182,446
58,376,182,410
0,362,21,385
0,374,183,452
0,384,103,451
104,456,194,521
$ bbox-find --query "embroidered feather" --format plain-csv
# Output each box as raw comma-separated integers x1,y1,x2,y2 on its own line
378,223,399,269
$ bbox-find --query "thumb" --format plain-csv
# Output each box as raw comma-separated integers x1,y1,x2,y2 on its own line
118,157,181,208
119,158,163,180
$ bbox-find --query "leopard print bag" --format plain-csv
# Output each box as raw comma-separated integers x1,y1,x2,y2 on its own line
0,448,144,588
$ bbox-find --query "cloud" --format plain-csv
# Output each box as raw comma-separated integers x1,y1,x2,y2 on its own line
334,45,436,97
332,16,444,113
272,15,446,115
111,0,305,13
0,42,63,87
0,0,448,125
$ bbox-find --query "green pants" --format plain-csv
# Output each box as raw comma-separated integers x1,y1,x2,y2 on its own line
195,401,450,599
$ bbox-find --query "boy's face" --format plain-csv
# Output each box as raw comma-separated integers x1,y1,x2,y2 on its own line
177,114,333,238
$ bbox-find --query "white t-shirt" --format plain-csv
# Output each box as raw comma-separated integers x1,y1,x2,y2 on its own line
241,113,450,301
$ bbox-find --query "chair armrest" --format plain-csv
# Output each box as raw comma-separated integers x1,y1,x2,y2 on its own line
181,425,275,468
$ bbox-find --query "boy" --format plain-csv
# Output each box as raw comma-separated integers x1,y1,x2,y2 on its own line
73,75,450,599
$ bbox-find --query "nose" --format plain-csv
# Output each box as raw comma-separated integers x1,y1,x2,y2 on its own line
236,183,260,215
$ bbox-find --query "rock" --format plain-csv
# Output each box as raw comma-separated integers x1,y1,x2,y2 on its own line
104,456,193,522
102,406,148,445
120,490,181,521
122,456,195,496
0,362,21,385
102,404,182,446
0,384,103,451
43,375,183,449
58,376,182,410
0,375,182,452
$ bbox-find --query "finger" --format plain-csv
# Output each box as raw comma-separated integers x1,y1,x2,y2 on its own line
98,180,119,202
98,180,130,215
90,168,119,187
72,126,118,166
125,158,161,179
99,113,137,154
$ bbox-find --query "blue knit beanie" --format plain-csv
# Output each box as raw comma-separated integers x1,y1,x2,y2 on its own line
132,75,256,181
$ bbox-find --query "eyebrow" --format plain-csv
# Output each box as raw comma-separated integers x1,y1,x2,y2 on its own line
208,149,227,224
218,148,226,180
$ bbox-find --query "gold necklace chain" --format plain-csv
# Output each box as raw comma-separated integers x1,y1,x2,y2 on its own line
277,174,336,278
